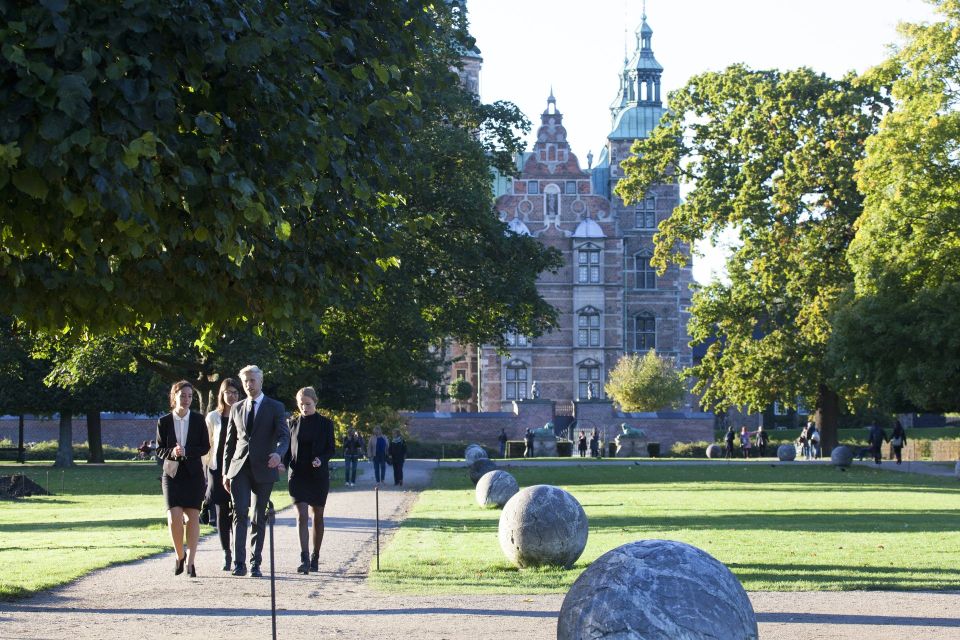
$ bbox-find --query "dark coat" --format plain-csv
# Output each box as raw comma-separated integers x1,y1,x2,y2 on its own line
224,395,291,484
156,411,209,480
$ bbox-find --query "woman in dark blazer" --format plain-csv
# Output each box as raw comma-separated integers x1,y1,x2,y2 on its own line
281,386,336,574
157,380,210,578
204,378,241,570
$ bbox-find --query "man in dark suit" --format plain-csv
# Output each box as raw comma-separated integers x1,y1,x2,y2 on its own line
223,365,290,577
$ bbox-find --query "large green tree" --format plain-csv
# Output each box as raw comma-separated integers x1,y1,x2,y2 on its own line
831,0,960,411
617,66,888,451
0,0,468,334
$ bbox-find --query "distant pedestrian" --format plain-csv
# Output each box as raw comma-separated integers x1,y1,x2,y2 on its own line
890,420,907,464
523,428,534,458
342,429,364,486
724,426,735,459
367,426,389,484
388,429,407,486
589,429,600,458
809,425,821,459
754,425,769,457
739,426,752,459
799,422,811,459
577,430,587,457
867,423,888,465
497,429,508,458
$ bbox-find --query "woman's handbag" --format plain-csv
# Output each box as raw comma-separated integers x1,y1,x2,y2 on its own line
891,436,903,447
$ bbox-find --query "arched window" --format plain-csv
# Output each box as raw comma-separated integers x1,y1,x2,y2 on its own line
635,251,656,290
505,333,529,347
504,359,528,400
577,359,602,400
577,306,602,347
635,195,656,229
577,243,602,284
634,314,656,351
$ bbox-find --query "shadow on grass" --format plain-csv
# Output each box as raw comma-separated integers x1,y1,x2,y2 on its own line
0,517,164,533
733,562,960,590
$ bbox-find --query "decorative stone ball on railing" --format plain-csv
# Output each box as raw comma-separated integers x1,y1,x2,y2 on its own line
777,444,797,462
465,444,488,464
498,485,588,568
475,469,519,508
557,539,759,640
468,458,497,485
706,444,723,459
831,445,854,468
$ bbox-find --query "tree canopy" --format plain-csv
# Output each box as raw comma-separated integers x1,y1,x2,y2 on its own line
0,0,473,334
604,350,686,413
616,65,888,449
830,0,960,411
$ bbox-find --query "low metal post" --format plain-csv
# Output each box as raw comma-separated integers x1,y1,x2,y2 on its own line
375,485,380,571
267,501,277,640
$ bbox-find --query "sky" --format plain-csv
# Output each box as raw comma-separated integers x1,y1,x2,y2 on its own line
466,0,939,282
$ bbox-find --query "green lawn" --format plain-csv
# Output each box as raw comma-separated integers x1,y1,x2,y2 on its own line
371,464,960,594
0,462,291,600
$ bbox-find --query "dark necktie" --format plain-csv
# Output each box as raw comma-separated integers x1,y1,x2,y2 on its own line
247,399,257,432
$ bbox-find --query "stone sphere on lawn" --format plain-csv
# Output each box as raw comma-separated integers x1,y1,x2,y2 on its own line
465,444,488,464
557,539,758,640
498,484,588,568
706,443,723,459
468,458,497,484
831,445,854,468
475,470,519,508
777,444,796,462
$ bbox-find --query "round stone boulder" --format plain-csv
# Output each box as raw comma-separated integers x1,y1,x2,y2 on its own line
475,470,519,508
706,443,723,459
465,445,488,464
831,445,854,468
557,539,758,640
498,484,587,568
468,458,497,485
777,444,796,462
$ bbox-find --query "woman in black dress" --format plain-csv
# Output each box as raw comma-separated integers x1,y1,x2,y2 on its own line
282,386,336,574
157,380,210,578
204,378,241,570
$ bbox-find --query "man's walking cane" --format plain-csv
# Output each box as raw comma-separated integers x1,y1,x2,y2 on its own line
267,500,277,640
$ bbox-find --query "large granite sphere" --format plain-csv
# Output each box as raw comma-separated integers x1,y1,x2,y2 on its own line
831,445,854,468
706,444,723,459
557,539,758,640
468,458,497,485
777,444,796,462
465,445,488,464
475,470,519,508
498,485,588,568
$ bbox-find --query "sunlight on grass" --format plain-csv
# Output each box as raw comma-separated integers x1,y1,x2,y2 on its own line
371,464,960,594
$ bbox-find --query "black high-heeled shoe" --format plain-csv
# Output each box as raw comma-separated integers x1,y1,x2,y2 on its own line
174,555,185,575
188,565,197,578
222,551,232,571
310,551,319,572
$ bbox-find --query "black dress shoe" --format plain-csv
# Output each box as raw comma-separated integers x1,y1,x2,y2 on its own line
188,565,197,578
250,564,263,578
174,555,186,576
222,552,232,571
310,553,319,572
232,563,247,577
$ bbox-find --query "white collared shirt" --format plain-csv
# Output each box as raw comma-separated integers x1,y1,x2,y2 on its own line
173,410,190,447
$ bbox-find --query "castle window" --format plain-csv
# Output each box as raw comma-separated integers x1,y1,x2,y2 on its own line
528,180,539,195
577,244,601,284
506,333,529,347
578,362,602,399
504,360,528,400
565,180,577,194
635,196,656,229
634,314,656,351
635,252,656,290
577,307,601,347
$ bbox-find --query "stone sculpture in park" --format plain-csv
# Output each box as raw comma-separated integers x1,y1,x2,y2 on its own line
475,469,519,508
531,421,558,457
498,485,588,568
468,458,497,485
465,444,488,464
831,445,854,468
705,443,723,459
557,539,759,640
615,423,647,457
777,444,797,461
530,381,540,399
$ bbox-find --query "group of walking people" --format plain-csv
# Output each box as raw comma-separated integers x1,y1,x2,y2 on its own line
723,425,771,458
156,364,406,580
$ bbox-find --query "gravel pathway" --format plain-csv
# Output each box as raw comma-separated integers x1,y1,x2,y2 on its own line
1,459,958,639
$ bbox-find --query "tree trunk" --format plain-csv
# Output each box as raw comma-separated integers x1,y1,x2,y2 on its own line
86,410,104,463
54,411,74,467
814,384,840,455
